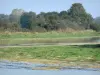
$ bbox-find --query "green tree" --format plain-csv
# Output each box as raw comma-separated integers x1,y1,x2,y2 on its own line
59,11,69,19
68,3,93,29
9,9,24,23
0,14,9,30
20,12,37,30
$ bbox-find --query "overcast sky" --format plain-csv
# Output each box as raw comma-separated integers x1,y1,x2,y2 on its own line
0,0,100,18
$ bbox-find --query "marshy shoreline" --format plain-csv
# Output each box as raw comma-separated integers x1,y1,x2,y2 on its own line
0,31,100,71
0,59,100,71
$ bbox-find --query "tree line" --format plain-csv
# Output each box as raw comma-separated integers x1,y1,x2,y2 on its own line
0,3,100,32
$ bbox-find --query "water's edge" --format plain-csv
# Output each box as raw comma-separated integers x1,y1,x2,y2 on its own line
0,60,100,71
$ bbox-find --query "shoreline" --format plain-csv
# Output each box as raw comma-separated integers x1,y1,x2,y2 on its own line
0,42,100,48
0,59,100,70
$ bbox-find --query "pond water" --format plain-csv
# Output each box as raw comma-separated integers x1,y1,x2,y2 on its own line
0,37,100,46
0,69,100,75
0,60,100,75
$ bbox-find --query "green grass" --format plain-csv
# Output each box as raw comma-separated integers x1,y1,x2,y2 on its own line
0,45,100,62
0,30,100,39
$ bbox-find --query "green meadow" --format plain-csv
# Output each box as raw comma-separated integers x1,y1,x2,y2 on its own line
0,45,100,62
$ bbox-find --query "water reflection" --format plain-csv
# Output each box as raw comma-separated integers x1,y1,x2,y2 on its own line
0,37,100,46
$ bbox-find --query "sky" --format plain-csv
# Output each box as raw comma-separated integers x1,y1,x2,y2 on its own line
0,0,100,18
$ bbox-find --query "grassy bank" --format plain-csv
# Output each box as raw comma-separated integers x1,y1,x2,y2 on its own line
0,45,100,62
1,37,99,45
0,30,100,45
0,30,100,39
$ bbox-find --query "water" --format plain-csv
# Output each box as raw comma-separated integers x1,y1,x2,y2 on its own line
0,68,100,75
0,60,100,75
0,37,100,46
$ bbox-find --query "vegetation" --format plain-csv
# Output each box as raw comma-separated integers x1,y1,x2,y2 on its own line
93,17,100,31
94,17,100,25
0,30,100,39
0,45,100,62
0,3,100,66
0,3,100,32
0,30,99,45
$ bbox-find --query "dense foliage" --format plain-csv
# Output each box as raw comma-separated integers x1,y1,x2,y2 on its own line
94,17,100,24
0,3,100,32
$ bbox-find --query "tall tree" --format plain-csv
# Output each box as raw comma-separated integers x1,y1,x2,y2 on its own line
20,12,37,30
68,3,93,29
0,14,9,29
9,9,24,23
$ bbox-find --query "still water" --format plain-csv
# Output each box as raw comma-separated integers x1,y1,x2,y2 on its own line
0,68,100,75
0,60,100,75
0,37,100,46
